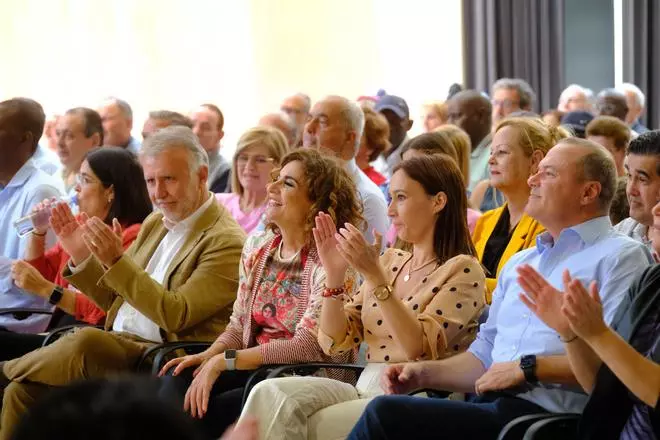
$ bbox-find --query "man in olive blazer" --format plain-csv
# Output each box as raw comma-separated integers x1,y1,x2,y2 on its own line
0,127,245,439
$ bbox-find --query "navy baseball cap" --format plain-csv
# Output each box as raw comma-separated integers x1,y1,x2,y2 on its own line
374,94,410,119
561,111,594,138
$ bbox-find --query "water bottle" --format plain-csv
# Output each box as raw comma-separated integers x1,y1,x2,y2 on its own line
13,195,78,237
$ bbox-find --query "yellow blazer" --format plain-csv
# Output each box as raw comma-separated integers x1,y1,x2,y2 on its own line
472,204,545,303
64,197,246,343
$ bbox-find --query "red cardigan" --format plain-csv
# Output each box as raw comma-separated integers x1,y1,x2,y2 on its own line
27,223,142,325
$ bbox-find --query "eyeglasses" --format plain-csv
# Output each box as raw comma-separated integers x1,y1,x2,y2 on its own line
75,173,102,187
236,154,275,167
491,99,520,111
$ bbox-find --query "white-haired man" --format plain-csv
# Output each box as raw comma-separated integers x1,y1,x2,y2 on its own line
258,112,298,148
304,95,389,246
280,93,312,147
619,83,649,134
558,84,593,113
0,126,246,440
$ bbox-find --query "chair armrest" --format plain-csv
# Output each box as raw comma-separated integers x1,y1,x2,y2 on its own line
143,342,212,375
41,324,102,347
497,413,559,440
523,414,580,440
0,308,53,321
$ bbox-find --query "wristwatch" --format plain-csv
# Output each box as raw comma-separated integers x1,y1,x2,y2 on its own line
373,284,393,301
520,355,538,383
48,285,64,305
224,349,237,371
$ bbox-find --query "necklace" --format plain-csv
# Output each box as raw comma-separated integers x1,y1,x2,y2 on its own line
403,257,439,282
277,239,301,262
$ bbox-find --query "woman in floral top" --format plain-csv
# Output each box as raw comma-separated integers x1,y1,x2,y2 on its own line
240,154,487,440
158,149,364,439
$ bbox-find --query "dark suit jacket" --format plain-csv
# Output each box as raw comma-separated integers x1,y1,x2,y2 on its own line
578,264,660,439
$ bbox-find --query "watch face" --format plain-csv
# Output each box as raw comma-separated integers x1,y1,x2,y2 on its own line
224,349,237,359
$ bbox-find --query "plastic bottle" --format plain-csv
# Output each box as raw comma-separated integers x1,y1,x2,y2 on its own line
14,195,78,237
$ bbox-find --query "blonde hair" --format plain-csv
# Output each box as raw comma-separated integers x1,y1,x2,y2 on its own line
231,126,290,195
434,124,471,186
423,101,448,124
494,117,571,157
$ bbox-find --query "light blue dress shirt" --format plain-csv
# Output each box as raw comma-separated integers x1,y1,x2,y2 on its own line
0,159,62,333
468,216,653,414
468,135,492,192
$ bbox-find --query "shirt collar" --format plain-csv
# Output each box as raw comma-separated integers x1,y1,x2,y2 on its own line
162,192,214,232
470,135,491,159
5,159,38,189
536,215,612,252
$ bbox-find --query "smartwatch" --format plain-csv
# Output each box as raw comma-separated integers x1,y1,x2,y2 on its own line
224,349,237,371
48,285,64,305
520,355,538,383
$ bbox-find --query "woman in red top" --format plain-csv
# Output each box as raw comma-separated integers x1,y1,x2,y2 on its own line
356,106,390,186
5,147,151,358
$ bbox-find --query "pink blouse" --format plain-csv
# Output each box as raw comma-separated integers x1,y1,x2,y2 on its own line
215,193,266,234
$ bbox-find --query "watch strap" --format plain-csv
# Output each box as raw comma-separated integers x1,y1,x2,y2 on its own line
520,354,538,383
48,285,64,305
224,349,237,371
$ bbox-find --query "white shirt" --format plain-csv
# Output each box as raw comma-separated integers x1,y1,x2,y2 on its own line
347,159,389,249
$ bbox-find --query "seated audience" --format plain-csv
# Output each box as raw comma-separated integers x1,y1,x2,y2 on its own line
345,138,652,440
518,197,660,438
595,89,630,124
0,126,245,440
2,147,152,361
0,98,62,334
614,131,660,249
258,112,298,148
421,101,447,132
374,94,413,174
490,78,536,128
304,96,389,246
56,107,104,193
98,97,141,154
447,90,492,192
610,177,630,226
158,149,364,439
216,126,289,233
142,110,193,139
356,107,391,187
472,117,569,301
435,124,473,190
541,109,564,127
190,104,232,193
560,110,594,138
280,93,312,147
557,84,593,112
240,154,486,440
619,82,649,133
586,115,631,176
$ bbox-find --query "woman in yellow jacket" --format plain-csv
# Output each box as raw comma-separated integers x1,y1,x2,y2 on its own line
472,117,570,302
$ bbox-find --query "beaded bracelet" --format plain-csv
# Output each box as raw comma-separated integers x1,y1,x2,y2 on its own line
322,285,346,298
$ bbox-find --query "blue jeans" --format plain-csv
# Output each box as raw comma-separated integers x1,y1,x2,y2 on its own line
347,392,548,440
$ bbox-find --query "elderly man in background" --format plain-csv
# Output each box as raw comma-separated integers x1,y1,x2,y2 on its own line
280,93,311,147
98,97,141,153
190,104,231,193
558,84,593,113
0,126,245,440
619,83,649,133
304,95,389,246
258,112,298,148
490,78,536,127
0,98,62,334
142,110,193,140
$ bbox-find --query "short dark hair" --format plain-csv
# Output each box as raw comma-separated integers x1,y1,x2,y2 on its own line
586,116,631,151
84,147,152,226
66,107,104,145
627,130,660,176
11,378,205,440
148,110,193,129
200,103,224,130
0,97,46,152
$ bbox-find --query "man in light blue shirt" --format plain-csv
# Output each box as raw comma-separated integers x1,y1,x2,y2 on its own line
346,138,652,439
0,98,62,333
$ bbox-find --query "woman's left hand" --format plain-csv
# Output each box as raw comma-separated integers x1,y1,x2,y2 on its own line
11,260,55,297
184,353,226,419
335,223,385,284
562,278,608,343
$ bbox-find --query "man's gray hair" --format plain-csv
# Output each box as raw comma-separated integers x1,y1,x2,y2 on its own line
295,93,312,113
140,126,209,172
563,137,617,212
104,97,133,120
492,78,536,109
339,97,365,151
618,82,645,108
559,84,593,102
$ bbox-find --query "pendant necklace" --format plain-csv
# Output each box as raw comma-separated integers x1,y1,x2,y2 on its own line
403,257,438,282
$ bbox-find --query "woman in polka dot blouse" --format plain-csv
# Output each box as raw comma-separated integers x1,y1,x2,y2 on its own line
240,155,486,440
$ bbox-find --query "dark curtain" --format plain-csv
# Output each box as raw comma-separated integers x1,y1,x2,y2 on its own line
623,0,660,130
462,0,565,113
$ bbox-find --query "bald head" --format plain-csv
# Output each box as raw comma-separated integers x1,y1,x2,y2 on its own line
258,112,297,147
446,90,492,148
303,95,364,160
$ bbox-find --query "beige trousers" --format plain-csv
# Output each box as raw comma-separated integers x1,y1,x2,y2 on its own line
239,364,386,440
0,327,151,440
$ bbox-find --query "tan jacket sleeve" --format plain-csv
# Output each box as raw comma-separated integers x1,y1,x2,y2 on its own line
63,256,117,312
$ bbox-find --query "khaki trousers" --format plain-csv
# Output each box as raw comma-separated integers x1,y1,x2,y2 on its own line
0,327,152,440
